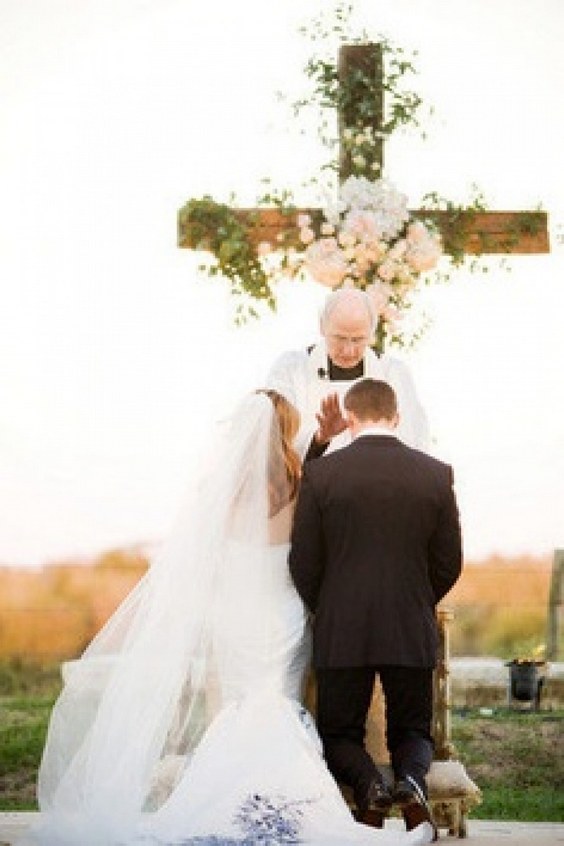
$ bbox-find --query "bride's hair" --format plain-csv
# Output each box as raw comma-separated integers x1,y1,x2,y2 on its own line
257,389,301,515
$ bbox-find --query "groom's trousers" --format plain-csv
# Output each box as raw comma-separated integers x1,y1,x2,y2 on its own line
316,665,434,797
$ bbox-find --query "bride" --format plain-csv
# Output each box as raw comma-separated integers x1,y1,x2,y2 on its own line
26,390,434,845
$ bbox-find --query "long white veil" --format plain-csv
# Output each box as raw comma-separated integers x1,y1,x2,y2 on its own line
34,392,298,844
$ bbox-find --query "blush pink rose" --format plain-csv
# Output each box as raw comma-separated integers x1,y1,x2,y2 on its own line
365,281,391,315
299,226,315,245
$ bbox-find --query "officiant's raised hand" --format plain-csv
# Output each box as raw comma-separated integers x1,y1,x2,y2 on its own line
314,393,348,446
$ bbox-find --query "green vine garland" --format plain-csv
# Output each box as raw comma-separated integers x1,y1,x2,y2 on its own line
178,197,276,324
293,5,425,171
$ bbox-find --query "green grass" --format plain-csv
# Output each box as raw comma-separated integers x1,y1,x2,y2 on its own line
452,708,564,822
0,695,56,810
0,659,63,697
0,661,61,809
1,661,563,821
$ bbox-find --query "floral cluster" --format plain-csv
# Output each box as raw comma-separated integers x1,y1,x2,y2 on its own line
177,793,311,845
295,174,442,339
341,125,382,176
234,793,308,844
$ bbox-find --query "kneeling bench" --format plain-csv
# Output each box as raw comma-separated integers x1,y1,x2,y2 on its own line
424,609,482,837
342,759,480,838
426,759,481,838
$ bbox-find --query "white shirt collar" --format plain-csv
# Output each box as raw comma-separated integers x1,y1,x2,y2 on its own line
354,425,399,440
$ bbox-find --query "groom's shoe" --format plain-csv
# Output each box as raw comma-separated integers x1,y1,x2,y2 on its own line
354,776,393,823
393,776,438,841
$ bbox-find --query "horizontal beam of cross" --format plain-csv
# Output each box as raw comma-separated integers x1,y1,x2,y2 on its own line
178,208,549,256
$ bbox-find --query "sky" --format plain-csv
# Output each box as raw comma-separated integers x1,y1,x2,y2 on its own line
1,0,563,567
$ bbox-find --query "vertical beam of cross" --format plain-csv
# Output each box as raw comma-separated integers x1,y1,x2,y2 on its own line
178,44,549,258
338,44,384,180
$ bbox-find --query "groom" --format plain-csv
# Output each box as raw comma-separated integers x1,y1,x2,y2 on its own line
289,378,462,835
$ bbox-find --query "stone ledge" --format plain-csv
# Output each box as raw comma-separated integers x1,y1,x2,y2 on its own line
450,659,564,709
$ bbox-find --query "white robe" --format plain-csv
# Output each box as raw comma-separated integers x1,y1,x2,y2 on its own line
265,341,430,457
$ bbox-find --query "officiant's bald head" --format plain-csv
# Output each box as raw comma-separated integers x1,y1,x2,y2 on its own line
320,288,376,369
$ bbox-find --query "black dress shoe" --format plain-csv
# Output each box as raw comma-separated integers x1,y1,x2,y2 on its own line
393,776,438,841
393,776,421,806
355,777,393,816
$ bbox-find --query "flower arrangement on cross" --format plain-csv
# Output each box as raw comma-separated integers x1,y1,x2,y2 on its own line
293,173,442,351
178,3,548,352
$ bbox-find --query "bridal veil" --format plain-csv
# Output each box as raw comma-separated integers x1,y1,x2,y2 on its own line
34,391,302,844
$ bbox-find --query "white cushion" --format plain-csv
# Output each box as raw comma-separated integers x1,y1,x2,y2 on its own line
427,760,481,799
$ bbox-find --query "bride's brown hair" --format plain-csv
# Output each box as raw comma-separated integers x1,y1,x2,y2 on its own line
256,389,301,515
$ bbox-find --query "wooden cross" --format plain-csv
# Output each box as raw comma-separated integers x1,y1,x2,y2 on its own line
178,44,549,296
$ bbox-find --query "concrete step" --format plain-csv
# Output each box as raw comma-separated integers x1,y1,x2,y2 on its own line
1,813,563,845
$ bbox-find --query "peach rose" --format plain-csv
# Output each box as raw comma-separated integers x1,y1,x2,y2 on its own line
304,238,349,288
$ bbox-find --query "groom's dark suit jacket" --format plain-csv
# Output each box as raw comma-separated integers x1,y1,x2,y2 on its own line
289,434,462,669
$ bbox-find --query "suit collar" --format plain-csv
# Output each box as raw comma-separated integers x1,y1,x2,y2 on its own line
350,433,402,448
354,426,399,440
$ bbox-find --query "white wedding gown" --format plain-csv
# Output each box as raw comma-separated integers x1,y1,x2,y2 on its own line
26,396,433,846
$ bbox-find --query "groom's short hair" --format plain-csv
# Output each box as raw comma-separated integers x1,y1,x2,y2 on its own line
344,378,397,421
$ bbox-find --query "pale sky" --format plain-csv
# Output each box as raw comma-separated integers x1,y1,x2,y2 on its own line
1,0,563,567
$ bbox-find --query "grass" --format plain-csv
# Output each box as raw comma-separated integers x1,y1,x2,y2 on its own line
452,708,564,822
1,661,563,821
0,661,61,810
0,696,55,809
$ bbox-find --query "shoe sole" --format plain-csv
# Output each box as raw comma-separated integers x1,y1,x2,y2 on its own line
403,802,438,841
353,808,386,828
397,778,437,840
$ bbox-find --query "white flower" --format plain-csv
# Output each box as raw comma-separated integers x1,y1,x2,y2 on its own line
339,175,375,209
324,199,347,227
339,176,409,240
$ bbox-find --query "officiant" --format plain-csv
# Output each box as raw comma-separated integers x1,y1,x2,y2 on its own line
265,287,430,459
